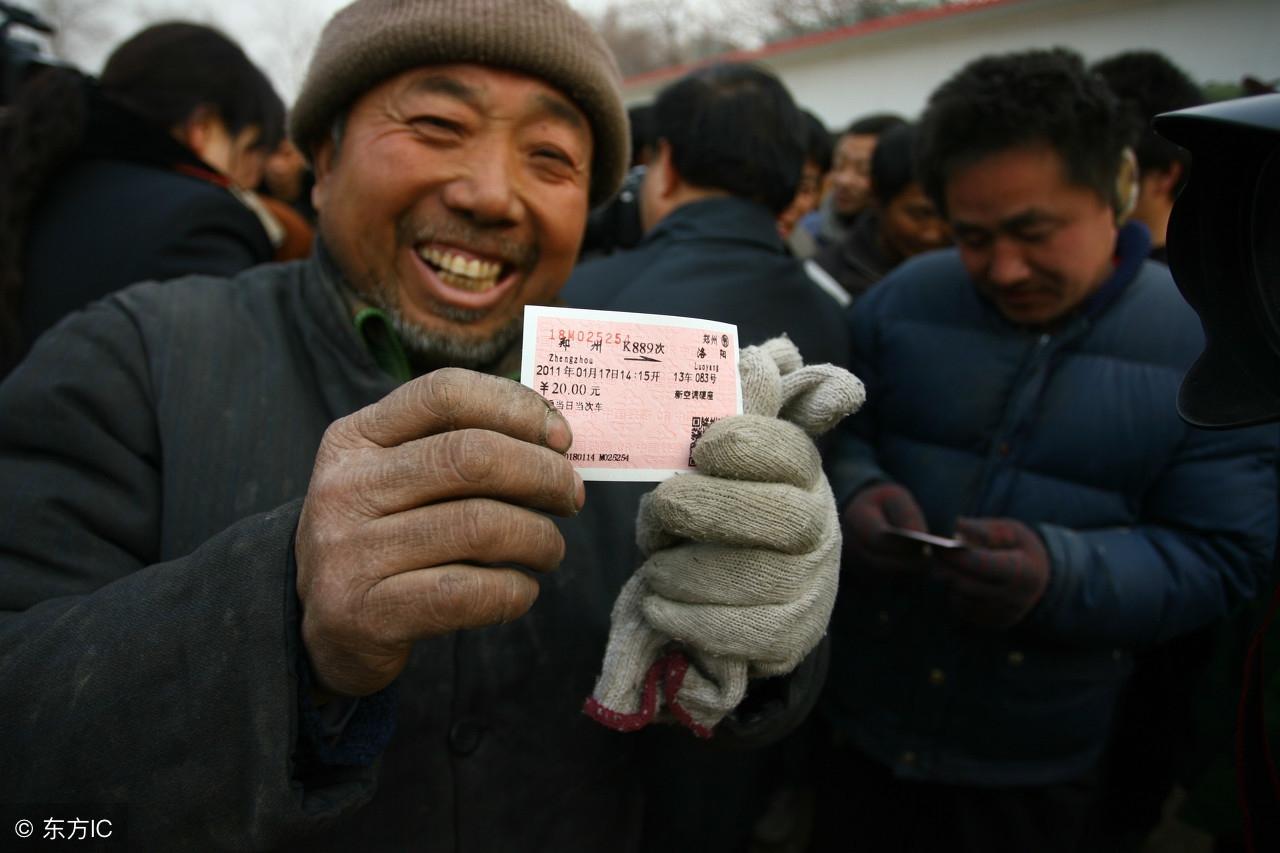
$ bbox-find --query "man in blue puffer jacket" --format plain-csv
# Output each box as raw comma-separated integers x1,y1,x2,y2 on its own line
813,48,1279,853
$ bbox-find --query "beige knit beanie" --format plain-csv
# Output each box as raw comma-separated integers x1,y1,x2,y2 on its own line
291,0,629,206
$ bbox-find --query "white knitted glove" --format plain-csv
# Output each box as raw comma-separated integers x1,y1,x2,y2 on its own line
585,337,864,736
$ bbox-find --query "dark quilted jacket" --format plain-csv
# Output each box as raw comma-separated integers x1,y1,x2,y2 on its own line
825,227,1278,784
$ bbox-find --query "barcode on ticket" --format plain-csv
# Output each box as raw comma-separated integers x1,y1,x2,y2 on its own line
688,416,720,467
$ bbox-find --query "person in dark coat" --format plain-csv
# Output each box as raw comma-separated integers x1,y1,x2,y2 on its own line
0,22,284,374
815,49,1277,853
562,63,851,851
815,122,949,300
563,63,850,368
0,1,856,849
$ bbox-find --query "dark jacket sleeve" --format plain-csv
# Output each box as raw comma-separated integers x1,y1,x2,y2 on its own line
828,283,891,508
0,304,373,848
21,164,274,347
1030,421,1279,649
145,189,273,282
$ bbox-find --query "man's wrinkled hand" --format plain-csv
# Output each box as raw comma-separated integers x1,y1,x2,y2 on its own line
295,368,584,699
842,481,932,574
935,517,1050,629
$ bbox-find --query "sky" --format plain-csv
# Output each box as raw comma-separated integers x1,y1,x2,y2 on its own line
22,0,630,103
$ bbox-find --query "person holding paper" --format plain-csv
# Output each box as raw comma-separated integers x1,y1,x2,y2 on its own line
0,0,862,849
818,48,1277,853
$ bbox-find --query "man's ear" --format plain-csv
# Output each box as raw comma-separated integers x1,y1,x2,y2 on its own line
651,139,681,199
639,139,677,232
1140,162,1183,203
310,137,336,214
174,105,219,159
1158,161,1185,200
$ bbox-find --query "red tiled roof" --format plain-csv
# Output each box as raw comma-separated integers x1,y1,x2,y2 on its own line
621,0,1027,88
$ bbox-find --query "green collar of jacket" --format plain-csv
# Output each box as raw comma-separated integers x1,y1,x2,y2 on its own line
351,306,524,383
353,307,412,384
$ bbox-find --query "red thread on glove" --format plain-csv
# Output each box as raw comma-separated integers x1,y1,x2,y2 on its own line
583,651,714,738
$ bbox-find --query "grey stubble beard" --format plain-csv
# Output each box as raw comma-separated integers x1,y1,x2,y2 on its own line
377,292,524,369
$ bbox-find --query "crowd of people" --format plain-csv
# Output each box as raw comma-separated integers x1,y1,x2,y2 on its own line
1,0,1278,851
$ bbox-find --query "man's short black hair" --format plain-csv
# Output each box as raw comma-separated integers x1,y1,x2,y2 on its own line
917,48,1129,214
801,109,834,173
653,62,804,215
1092,50,1204,192
870,123,917,206
627,103,655,167
845,112,906,138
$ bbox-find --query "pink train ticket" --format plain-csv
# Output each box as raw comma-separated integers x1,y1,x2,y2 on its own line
521,305,742,481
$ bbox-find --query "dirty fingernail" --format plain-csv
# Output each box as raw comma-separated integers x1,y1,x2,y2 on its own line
545,409,572,452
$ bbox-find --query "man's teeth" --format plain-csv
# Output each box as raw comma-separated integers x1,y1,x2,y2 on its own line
420,248,503,291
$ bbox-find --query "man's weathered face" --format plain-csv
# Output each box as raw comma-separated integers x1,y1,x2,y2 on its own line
829,133,876,217
946,145,1118,328
312,64,592,366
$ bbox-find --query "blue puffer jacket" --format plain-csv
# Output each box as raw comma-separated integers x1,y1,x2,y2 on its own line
825,225,1278,785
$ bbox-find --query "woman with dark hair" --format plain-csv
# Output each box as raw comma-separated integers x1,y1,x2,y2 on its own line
0,22,285,375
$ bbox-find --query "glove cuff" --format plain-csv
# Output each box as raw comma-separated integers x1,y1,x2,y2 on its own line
583,650,714,739
583,654,667,733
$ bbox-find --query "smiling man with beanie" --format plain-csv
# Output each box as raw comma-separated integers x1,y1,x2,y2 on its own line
0,1,862,850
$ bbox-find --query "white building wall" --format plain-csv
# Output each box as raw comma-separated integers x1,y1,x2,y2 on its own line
623,0,1280,130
